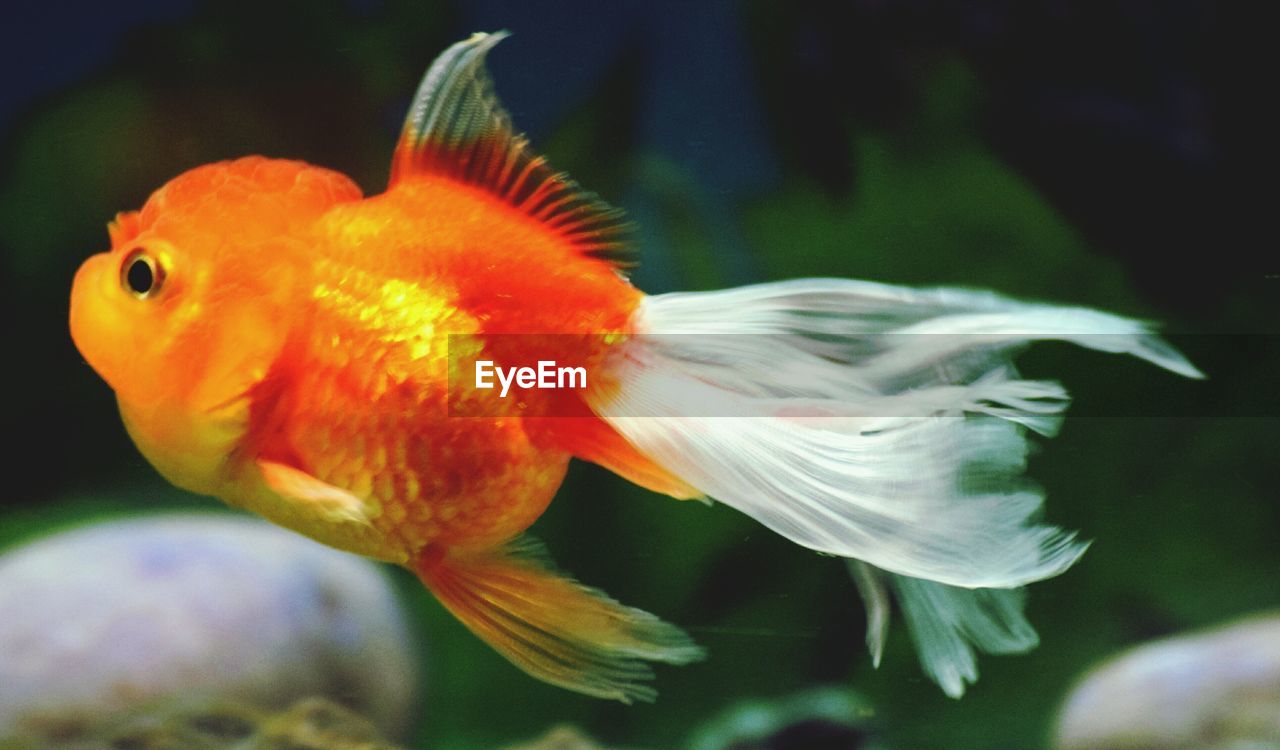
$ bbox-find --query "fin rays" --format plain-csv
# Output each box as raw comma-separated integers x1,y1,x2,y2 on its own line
850,562,1039,698
390,32,632,267
584,277,1199,695
589,279,1198,588
412,538,703,703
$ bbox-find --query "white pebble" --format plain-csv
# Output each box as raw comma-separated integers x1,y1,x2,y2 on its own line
0,513,418,740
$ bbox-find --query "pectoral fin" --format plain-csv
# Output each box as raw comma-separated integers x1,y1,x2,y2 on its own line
256,459,378,528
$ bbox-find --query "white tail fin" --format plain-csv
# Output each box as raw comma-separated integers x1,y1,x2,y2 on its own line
584,278,1198,693
850,561,1038,698
587,278,1198,588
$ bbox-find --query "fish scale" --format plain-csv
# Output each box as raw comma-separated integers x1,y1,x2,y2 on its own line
279,255,569,555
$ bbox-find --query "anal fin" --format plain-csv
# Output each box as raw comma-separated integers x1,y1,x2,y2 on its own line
412,538,704,703
540,416,703,500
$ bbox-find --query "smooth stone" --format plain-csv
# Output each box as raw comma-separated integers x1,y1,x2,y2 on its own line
0,513,417,741
1054,612,1280,749
8,697,408,750
502,726,611,750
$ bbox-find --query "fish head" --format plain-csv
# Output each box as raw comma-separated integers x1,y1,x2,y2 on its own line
70,156,362,492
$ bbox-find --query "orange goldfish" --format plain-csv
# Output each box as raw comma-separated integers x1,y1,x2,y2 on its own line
69,32,1201,702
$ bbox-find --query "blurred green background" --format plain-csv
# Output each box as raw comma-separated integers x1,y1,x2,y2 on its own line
1,1,1275,748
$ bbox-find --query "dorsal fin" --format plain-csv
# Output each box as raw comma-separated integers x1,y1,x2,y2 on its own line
390,32,633,269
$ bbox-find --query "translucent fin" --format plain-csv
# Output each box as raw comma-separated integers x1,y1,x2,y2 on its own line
545,416,704,500
256,459,378,528
848,560,890,668
587,278,1200,588
849,561,1038,698
389,32,632,267
411,538,704,703
637,278,1204,380
891,574,1037,698
591,352,1087,588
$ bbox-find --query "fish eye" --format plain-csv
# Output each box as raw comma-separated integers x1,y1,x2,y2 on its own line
120,248,165,299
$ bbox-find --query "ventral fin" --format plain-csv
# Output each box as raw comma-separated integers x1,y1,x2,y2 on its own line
390,31,633,270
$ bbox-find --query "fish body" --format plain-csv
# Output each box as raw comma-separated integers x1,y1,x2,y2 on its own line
75,156,651,561
260,173,648,556
70,32,1200,702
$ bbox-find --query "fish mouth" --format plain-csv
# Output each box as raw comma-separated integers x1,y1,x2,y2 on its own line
69,253,122,387
68,254,101,350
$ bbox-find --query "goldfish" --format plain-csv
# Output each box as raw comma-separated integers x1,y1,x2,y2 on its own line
69,32,1201,702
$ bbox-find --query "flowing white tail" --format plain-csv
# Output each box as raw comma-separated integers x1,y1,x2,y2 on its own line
585,278,1200,697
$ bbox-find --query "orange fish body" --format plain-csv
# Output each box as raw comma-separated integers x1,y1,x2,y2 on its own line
74,151,670,557
70,33,1200,702
245,162,648,556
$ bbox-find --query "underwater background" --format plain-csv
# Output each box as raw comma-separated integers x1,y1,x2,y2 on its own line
1,1,1275,748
